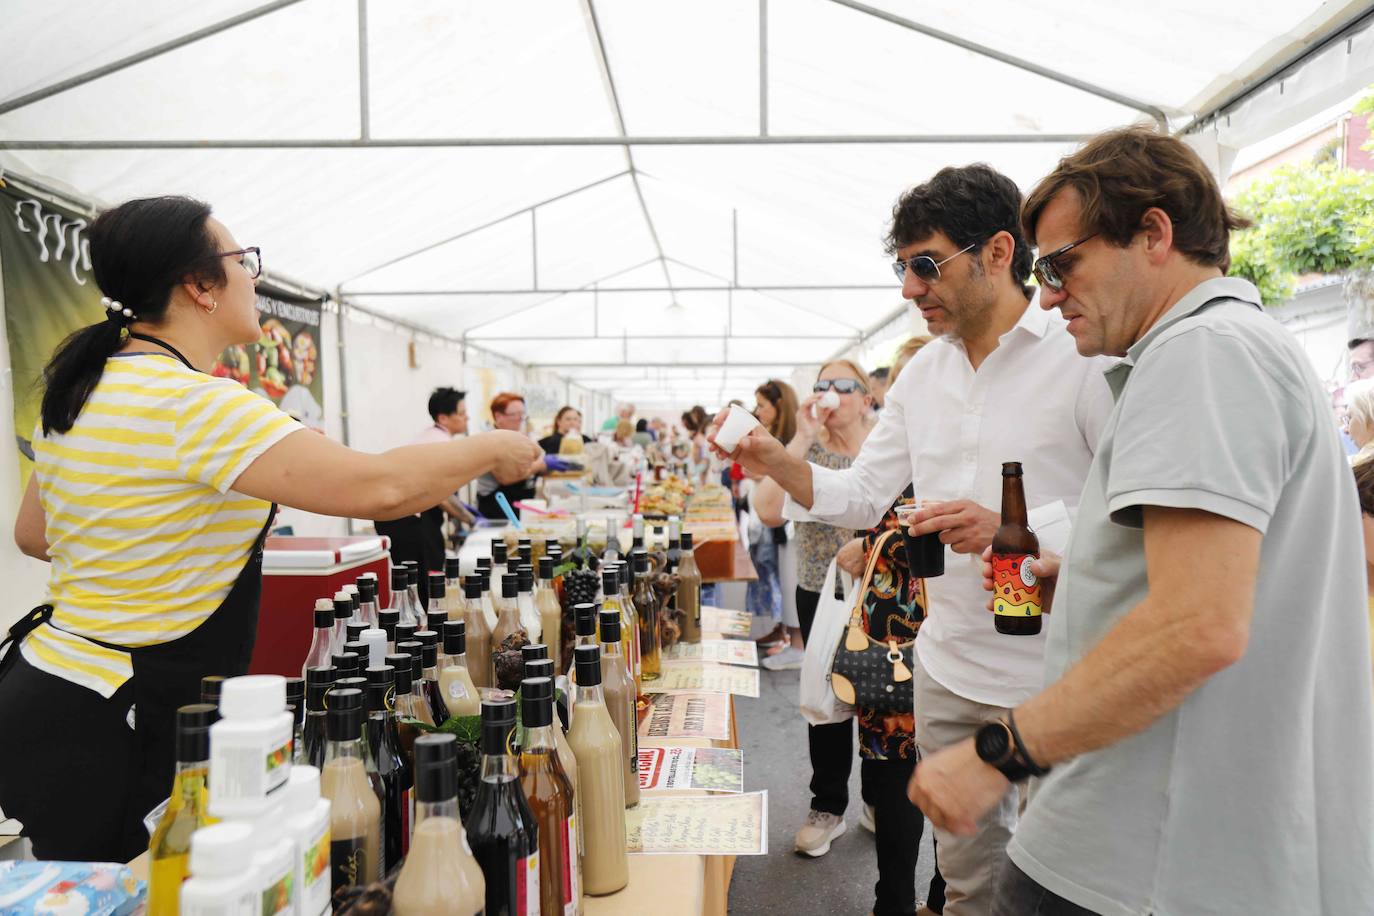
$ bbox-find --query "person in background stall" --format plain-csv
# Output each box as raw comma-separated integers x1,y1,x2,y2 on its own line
374,386,478,604
2,196,541,861
613,418,635,448
833,335,945,916
749,379,799,649
632,418,655,448
868,365,891,410
538,405,593,456
476,392,549,519
681,405,712,484
754,359,876,858
602,402,635,433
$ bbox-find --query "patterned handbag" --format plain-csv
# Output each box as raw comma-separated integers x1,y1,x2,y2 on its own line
829,529,915,714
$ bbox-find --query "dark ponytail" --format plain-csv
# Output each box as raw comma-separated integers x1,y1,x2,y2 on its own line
39,196,225,435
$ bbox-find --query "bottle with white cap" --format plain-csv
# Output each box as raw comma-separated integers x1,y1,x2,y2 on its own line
360,628,388,670
245,802,296,916
209,675,295,818
286,766,333,916
180,822,259,915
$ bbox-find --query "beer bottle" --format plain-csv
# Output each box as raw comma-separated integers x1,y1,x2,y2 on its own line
992,462,1042,636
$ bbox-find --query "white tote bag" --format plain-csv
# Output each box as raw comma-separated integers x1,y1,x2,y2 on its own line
799,558,856,726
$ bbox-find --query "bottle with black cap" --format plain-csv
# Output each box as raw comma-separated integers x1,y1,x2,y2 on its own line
391,565,419,628
444,555,463,607
462,577,494,689
378,608,401,653
415,632,451,724
601,565,639,686
440,620,481,717
403,561,424,615
677,531,703,644
517,535,533,569
632,550,661,682
303,599,335,677
390,648,434,763
285,676,306,761
320,687,381,892
566,603,598,681
301,666,336,769
148,703,216,913
344,640,369,671
346,622,367,644
477,569,499,632
331,592,353,656
424,572,446,633
331,673,378,813
331,651,360,679
200,676,226,721
343,584,362,625
536,557,564,665
468,698,541,916
394,622,419,650
491,540,510,591
516,565,541,642
392,734,486,916
599,608,640,808
356,574,380,627
566,646,628,895
492,573,526,658
365,665,411,870
525,656,577,781
520,676,579,915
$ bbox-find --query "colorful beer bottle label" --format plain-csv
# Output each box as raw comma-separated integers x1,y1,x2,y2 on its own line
992,553,1042,617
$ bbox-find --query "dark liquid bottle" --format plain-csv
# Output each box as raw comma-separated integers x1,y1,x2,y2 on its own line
302,665,337,769
468,698,541,916
519,676,578,916
570,517,597,572
365,665,413,869
417,635,451,725
992,461,1043,636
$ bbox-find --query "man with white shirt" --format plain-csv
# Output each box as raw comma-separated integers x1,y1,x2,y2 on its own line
907,127,1373,915
724,164,1112,915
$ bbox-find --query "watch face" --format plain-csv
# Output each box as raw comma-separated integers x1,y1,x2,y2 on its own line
976,722,1011,764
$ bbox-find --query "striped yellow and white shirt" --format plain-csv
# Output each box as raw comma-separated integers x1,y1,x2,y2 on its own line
23,353,302,697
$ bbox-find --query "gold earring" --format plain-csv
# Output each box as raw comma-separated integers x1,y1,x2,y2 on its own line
207,299,218,315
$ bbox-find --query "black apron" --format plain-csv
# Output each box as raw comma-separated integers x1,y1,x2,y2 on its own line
0,334,277,860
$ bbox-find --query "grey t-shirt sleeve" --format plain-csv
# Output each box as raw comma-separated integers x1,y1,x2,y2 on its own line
1103,325,1298,534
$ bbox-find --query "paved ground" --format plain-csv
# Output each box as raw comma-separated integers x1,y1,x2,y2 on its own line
726,620,937,915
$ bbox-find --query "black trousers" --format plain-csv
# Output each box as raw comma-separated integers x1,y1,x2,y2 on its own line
375,512,446,606
796,586,853,815
860,757,924,916
992,855,1096,916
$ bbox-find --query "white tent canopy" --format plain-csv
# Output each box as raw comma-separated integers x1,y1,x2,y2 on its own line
3,0,1372,409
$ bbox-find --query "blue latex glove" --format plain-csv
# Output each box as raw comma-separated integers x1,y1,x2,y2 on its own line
543,455,575,473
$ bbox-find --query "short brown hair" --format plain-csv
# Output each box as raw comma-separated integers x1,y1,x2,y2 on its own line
490,392,524,417
1354,457,1374,516
1022,126,1250,271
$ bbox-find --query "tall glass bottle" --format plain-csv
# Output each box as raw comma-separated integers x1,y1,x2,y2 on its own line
148,704,216,916
343,584,362,625
392,734,487,916
490,541,510,592
417,635,451,724
468,699,541,916
632,550,661,682
601,568,638,687
356,575,379,627
365,666,412,870
524,658,579,807
320,687,382,893
677,531,703,643
566,603,598,681
425,573,448,633
598,610,640,808
378,609,400,654
516,565,541,642
331,592,352,656
286,676,306,763
492,574,525,656
566,646,629,895
303,600,334,677
462,577,494,689
388,651,434,764
440,620,482,717
630,514,645,553
520,677,580,916
537,557,564,666
445,556,463,611
478,571,500,632
992,460,1044,636
600,516,622,567
517,536,533,570
569,517,596,571
403,561,423,617
391,566,419,628
301,665,336,769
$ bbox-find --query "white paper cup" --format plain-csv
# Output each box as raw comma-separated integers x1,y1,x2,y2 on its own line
712,404,762,452
811,389,841,418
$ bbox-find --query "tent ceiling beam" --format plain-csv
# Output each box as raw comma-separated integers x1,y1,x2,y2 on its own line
357,0,371,141
459,256,664,335
832,301,911,360
827,0,1170,131
337,168,632,286
347,283,895,295
0,0,309,116
0,134,1091,150
581,0,676,301
759,0,770,136
661,256,867,332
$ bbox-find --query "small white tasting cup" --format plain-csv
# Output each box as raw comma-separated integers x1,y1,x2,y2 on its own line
712,404,762,452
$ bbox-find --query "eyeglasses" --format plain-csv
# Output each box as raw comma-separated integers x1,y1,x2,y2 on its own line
891,243,975,283
814,378,868,394
220,247,262,280
1031,234,1096,291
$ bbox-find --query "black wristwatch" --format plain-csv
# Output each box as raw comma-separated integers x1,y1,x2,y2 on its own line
974,721,1033,783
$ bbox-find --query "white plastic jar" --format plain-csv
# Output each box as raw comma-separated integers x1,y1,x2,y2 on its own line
180,822,259,915
209,675,294,818
286,765,333,916
246,801,297,916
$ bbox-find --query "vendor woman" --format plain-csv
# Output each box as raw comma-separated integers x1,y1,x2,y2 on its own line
1,196,542,861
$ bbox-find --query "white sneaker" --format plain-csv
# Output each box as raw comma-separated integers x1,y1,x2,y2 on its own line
762,646,804,671
859,804,875,833
794,809,846,857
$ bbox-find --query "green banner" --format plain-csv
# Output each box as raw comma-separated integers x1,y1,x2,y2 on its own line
1,180,325,489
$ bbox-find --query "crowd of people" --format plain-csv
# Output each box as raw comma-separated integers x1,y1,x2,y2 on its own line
4,123,1372,916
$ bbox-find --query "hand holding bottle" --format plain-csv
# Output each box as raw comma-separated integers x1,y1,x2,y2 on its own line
980,545,1060,614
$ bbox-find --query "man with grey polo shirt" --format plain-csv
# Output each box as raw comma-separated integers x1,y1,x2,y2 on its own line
907,127,1374,915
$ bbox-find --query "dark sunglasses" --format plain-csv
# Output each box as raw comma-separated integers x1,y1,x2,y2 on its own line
891,243,975,283
1032,234,1096,291
219,247,262,280
814,378,867,394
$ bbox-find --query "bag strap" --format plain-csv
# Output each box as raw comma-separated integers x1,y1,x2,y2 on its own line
847,529,899,628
